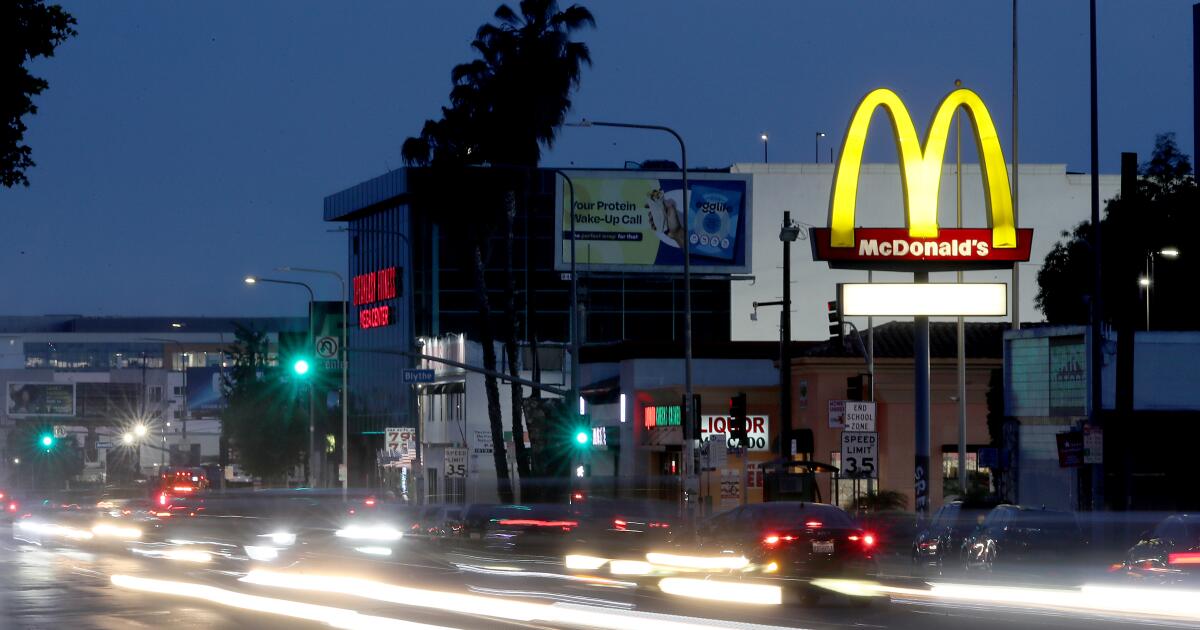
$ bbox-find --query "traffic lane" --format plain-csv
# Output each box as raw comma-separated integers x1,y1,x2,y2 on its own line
0,531,321,629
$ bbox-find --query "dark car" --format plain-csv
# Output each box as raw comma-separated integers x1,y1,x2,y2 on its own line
569,498,677,556
912,499,999,575
1118,514,1200,585
962,505,1087,578
480,504,580,554
696,502,878,603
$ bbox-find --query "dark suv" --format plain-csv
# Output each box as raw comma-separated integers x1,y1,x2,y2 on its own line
962,505,1087,578
912,499,998,575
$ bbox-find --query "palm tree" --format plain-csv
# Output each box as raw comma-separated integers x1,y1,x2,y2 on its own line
404,1,593,501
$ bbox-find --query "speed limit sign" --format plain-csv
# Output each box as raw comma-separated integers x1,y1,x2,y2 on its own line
445,448,467,478
840,431,878,478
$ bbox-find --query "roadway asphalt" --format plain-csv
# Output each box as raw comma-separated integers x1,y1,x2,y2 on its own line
0,524,1194,630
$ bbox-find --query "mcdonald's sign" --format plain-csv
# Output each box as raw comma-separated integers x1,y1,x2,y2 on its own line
810,88,1033,271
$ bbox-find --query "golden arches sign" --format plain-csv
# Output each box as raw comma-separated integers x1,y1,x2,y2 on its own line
812,87,1031,270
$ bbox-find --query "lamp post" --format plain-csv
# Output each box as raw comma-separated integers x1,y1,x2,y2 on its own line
815,132,826,163
326,226,415,499
1143,247,1180,330
567,119,696,505
279,267,348,500
244,276,317,487
760,133,769,163
141,337,194,467
551,171,580,426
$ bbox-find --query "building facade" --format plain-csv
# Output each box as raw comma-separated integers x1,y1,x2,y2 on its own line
0,316,305,487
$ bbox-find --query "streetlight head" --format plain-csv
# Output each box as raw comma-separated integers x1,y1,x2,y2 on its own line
122,433,134,445
818,131,826,138
760,133,768,141
244,276,257,284
1161,247,1180,258
170,322,183,328
134,424,147,437
1139,277,1151,287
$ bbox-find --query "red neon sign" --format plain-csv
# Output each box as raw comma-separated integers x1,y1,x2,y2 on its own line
354,267,397,306
359,305,390,329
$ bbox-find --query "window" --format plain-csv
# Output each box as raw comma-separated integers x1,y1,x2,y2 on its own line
173,386,185,397
942,445,993,496
148,386,163,403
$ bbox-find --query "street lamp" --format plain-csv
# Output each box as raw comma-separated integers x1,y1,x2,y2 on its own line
567,119,697,504
760,133,769,163
278,266,348,500
1143,248,1180,330
815,132,826,163
244,275,318,487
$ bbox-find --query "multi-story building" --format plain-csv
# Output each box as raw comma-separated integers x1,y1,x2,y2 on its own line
0,315,305,486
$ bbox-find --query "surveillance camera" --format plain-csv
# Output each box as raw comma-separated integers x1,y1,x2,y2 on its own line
750,311,758,321
779,224,801,242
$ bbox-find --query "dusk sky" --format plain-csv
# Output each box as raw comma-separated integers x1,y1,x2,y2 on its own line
2,0,1195,318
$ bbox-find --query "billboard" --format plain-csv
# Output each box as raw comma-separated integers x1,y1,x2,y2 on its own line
554,171,752,273
7,382,75,416
187,366,226,416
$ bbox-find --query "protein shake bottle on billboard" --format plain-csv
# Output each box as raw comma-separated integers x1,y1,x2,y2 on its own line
686,184,743,260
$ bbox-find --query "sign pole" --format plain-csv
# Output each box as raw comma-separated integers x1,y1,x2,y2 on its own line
914,271,931,518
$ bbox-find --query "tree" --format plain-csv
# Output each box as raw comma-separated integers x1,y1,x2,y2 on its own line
1036,134,1200,329
403,0,594,502
2,0,76,187
220,325,307,484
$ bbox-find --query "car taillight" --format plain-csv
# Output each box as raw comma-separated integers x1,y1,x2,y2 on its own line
364,497,376,507
649,522,669,529
6,502,16,512
1168,552,1200,565
805,521,823,529
158,493,169,507
613,519,628,531
763,534,796,546
849,532,877,548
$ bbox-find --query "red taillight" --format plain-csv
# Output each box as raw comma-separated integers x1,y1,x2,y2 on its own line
764,534,780,545
173,486,194,493
497,519,578,528
0,492,5,499
6,502,16,512
805,521,823,528
649,522,670,529
863,533,876,548
364,497,376,507
613,519,627,530
158,493,169,506
1168,552,1200,565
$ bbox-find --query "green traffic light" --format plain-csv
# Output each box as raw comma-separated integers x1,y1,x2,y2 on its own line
40,434,54,449
292,358,310,376
574,430,589,446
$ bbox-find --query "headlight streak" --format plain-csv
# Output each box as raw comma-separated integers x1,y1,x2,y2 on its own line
656,578,782,606
91,523,142,540
812,578,1200,622
454,563,635,588
644,552,750,571
335,525,403,541
110,574,454,630
239,569,797,629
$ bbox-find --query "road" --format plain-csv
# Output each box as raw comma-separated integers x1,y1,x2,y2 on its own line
2,522,1196,630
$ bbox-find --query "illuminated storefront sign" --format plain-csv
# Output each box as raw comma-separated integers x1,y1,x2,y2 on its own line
354,267,398,329
810,87,1032,271
643,404,681,429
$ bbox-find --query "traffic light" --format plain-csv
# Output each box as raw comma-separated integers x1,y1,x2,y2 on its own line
728,392,748,447
685,393,701,439
292,358,311,376
574,429,591,447
847,373,872,401
827,299,844,346
39,433,55,451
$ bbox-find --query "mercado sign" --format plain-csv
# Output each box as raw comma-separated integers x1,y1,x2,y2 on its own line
810,87,1032,271
554,171,752,274
643,404,681,429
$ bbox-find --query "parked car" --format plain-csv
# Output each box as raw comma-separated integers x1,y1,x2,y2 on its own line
912,499,999,575
961,505,1087,578
696,502,879,604
1116,514,1200,585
